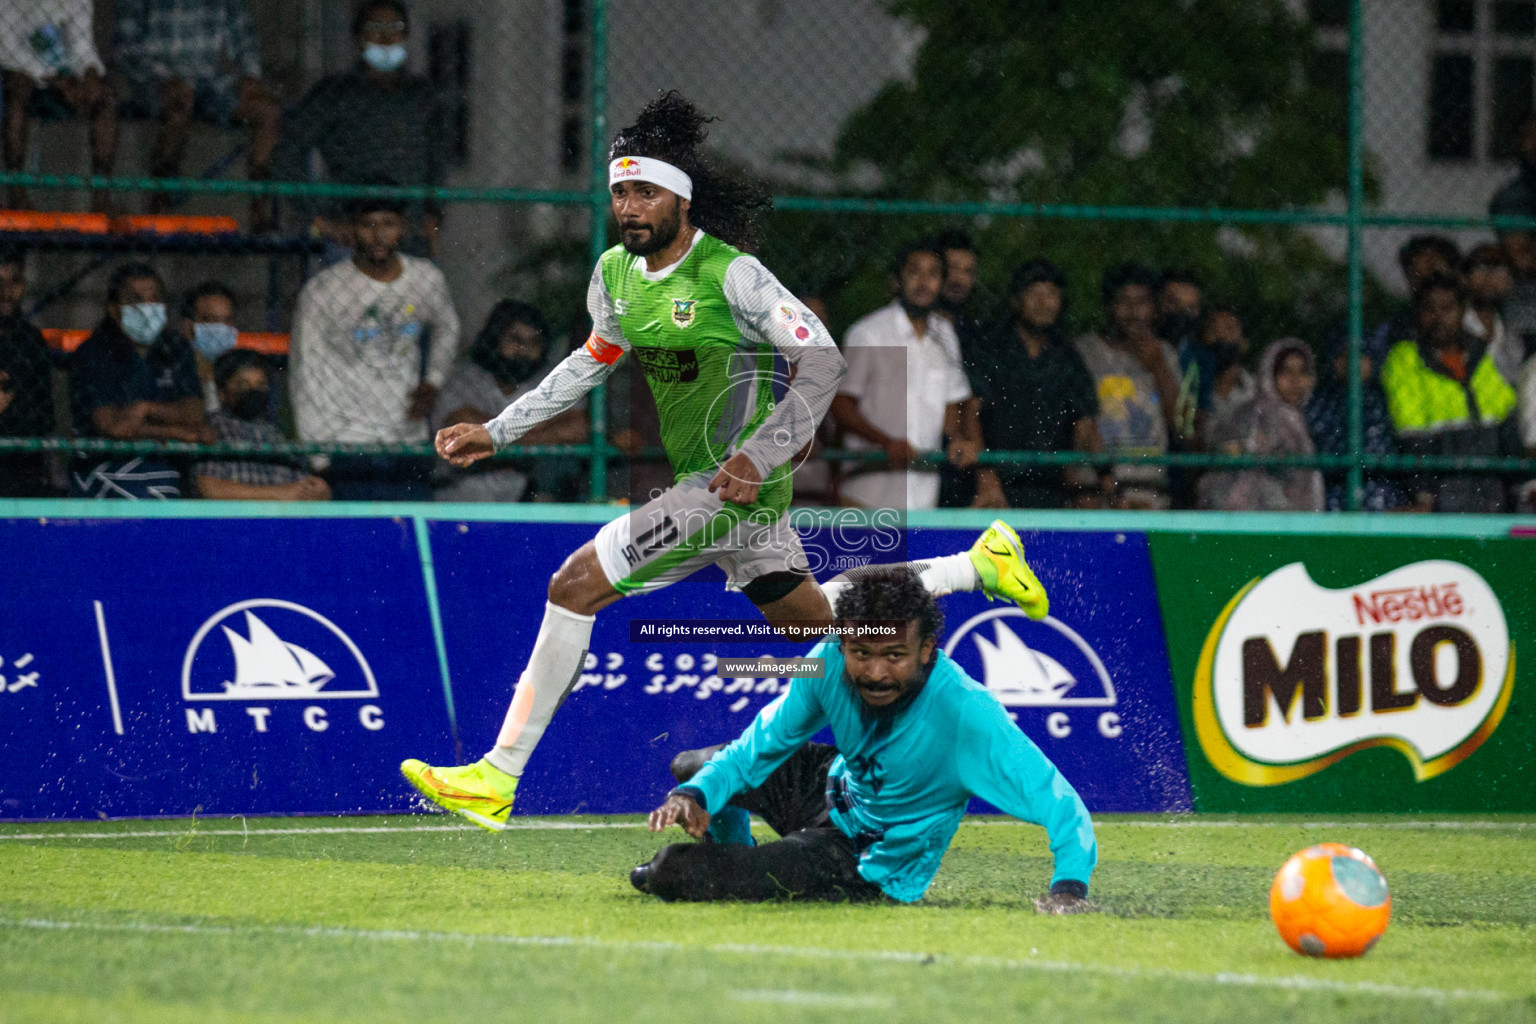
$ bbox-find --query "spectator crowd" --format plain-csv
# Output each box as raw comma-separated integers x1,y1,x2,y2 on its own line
824,228,1534,515
0,1,1533,512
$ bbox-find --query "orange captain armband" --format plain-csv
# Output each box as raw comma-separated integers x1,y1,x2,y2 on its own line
585,332,624,365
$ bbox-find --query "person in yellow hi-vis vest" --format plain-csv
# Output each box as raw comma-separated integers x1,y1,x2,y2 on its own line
1381,271,1520,513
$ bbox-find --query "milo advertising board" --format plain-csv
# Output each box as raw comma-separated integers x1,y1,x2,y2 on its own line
1149,534,1531,812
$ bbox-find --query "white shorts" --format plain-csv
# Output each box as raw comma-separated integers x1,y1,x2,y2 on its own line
594,471,809,597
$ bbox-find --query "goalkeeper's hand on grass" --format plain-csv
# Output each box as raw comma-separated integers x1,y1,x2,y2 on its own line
1034,881,1098,915
648,791,711,838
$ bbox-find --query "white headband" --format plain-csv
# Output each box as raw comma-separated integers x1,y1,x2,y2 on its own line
608,156,693,200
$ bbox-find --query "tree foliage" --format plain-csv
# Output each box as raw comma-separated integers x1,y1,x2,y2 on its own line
765,0,1387,344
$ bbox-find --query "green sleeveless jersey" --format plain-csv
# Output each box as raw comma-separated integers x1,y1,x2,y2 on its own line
597,233,791,512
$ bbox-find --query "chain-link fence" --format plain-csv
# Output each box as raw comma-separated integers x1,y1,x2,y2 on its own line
0,0,1533,510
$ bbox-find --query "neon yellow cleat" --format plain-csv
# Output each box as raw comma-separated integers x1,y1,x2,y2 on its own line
400,758,518,831
967,519,1050,621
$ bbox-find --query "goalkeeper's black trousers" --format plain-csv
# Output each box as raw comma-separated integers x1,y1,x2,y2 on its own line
635,742,885,903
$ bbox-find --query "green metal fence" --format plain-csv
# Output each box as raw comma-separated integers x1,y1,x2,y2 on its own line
1,0,1535,510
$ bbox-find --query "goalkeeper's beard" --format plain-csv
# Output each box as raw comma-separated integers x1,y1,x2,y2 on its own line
621,203,683,256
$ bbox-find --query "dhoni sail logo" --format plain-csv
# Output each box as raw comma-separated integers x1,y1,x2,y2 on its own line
1193,561,1513,786
182,599,379,701
220,611,334,696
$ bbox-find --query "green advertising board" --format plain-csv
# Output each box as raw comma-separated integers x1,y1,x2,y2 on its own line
1149,533,1532,812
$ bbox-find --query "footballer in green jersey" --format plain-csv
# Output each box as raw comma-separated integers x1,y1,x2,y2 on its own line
404,94,1049,827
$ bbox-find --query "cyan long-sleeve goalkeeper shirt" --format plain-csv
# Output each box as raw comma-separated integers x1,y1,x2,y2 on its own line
682,638,1098,903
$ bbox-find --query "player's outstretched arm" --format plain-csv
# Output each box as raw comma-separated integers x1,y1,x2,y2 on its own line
476,337,625,454
473,264,632,456
955,692,1099,909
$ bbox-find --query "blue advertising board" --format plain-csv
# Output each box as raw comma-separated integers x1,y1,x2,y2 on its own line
0,511,1190,819
916,528,1192,813
0,517,454,819
431,520,1191,815
428,520,813,815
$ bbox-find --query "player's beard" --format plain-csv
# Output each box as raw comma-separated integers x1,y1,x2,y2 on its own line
843,659,933,722
621,200,683,256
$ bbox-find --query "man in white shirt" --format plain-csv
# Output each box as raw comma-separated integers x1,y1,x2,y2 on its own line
832,239,979,510
290,196,460,499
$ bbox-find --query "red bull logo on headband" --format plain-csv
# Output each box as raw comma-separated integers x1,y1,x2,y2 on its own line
613,157,642,177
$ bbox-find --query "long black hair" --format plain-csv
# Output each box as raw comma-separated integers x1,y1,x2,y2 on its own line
608,91,772,253
832,565,944,645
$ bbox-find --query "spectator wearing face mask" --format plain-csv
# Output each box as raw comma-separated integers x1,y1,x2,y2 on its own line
1460,243,1523,385
934,229,984,509
1195,308,1256,447
1198,338,1323,512
1159,268,1206,437
194,350,330,501
432,300,586,503
69,262,211,499
270,0,444,257
178,280,241,414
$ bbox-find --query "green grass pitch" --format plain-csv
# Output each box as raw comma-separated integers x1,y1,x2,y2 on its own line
0,813,1532,1023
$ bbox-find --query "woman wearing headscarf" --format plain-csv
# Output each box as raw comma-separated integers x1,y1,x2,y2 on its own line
1197,337,1324,512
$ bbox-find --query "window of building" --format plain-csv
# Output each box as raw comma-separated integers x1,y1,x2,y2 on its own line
559,0,587,176
1428,0,1536,162
428,21,472,166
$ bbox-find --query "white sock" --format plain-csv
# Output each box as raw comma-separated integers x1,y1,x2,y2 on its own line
483,601,595,778
818,552,980,608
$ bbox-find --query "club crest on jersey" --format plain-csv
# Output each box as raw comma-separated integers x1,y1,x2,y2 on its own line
671,298,697,328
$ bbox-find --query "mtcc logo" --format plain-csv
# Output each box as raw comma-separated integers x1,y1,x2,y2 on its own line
944,607,1121,739
180,599,384,735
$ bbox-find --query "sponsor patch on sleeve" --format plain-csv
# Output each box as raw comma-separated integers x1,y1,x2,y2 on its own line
585,333,624,365
776,304,801,326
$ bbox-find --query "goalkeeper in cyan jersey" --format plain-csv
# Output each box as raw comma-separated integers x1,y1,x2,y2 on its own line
402,93,1052,828
635,566,1097,912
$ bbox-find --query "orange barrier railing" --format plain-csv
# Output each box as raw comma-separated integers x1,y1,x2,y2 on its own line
1,210,239,236
42,328,290,355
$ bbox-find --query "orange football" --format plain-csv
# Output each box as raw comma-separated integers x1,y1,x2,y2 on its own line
1269,843,1391,958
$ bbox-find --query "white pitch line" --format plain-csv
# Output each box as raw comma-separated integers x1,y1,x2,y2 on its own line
0,821,648,841
730,989,892,1009
0,818,1530,841
0,917,1510,1003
